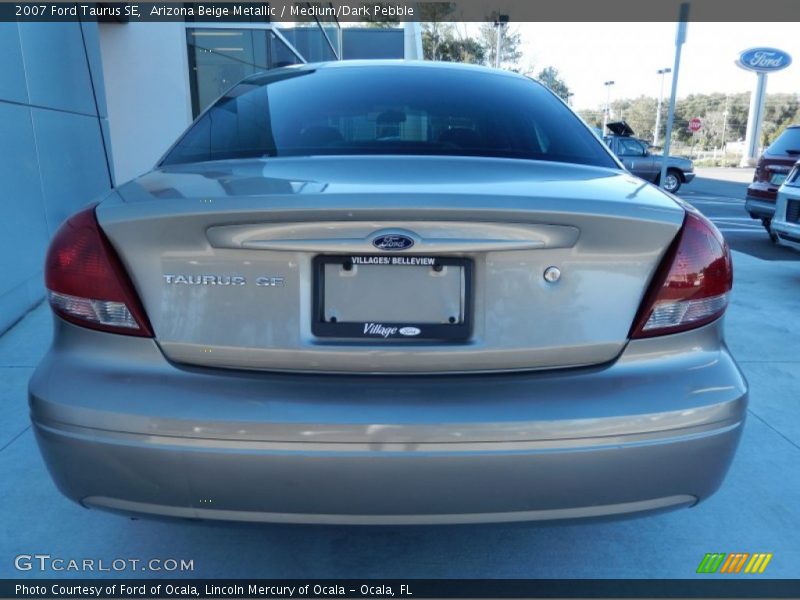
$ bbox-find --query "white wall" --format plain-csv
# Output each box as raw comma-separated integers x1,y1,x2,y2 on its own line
98,23,193,185
0,22,112,333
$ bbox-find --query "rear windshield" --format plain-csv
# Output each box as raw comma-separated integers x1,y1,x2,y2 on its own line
767,127,800,155
161,66,617,169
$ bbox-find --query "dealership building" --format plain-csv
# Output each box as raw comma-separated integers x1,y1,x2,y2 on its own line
0,18,420,332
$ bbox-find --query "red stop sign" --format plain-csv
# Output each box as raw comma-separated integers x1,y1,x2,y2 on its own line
689,117,702,132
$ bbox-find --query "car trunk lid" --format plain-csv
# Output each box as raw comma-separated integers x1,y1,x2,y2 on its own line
97,156,684,374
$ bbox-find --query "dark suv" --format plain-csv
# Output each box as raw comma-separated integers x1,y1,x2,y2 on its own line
746,125,800,240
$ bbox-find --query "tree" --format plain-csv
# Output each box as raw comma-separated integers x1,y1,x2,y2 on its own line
419,2,457,61
760,93,800,146
575,107,604,130
422,25,486,64
422,15,522,70
437,36,486,64
773,103,800,144
422,23,452,61
609,96,658,142
477,21,522,70
536,67,571,102
421,6,487,64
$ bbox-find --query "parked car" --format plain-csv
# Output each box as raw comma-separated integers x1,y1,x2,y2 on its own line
604,121,695,193
770,160,800,250
30,61,746,524
746,125,800,241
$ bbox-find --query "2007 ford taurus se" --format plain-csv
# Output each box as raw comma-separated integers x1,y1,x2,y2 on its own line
30,61,746,524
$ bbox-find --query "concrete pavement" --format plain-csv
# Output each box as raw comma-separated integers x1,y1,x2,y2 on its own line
1,170,798,579
694,167,756,185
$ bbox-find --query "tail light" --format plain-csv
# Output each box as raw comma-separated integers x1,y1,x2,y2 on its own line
754,158,766,182
45,205,153,337
631,209,732,338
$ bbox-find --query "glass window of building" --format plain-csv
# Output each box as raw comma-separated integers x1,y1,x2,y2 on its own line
187,21,341,117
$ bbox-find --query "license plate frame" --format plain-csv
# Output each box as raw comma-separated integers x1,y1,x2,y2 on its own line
312,255,473,341
770,172,788,186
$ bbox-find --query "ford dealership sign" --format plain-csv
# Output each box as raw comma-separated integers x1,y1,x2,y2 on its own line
737,48,792,73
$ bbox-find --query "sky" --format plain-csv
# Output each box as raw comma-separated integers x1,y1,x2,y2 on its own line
469,22,800,110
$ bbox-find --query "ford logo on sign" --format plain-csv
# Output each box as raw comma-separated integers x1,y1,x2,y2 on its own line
372,234,414,251
737,48,792,73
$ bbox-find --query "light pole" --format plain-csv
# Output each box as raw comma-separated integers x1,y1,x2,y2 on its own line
653,67,671,146
602,80,615,132
659,3,689,190
493,15,509,69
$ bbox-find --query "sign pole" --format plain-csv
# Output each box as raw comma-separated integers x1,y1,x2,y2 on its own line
660,3,689,191
740,72,768,166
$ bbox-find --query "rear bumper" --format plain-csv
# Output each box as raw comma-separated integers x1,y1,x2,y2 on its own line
33,420,737,524
30,319,747,524
746,181,778,220
771,219,800,250
745,197,776,220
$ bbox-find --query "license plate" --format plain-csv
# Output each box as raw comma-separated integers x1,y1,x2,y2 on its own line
770,173,788,186
312,255,472,341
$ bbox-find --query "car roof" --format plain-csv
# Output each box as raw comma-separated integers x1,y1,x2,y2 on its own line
243,60,535,85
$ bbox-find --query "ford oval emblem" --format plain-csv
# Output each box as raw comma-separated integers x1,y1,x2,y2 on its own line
737,47,792,73
372,234,414,251
399,326,421,337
